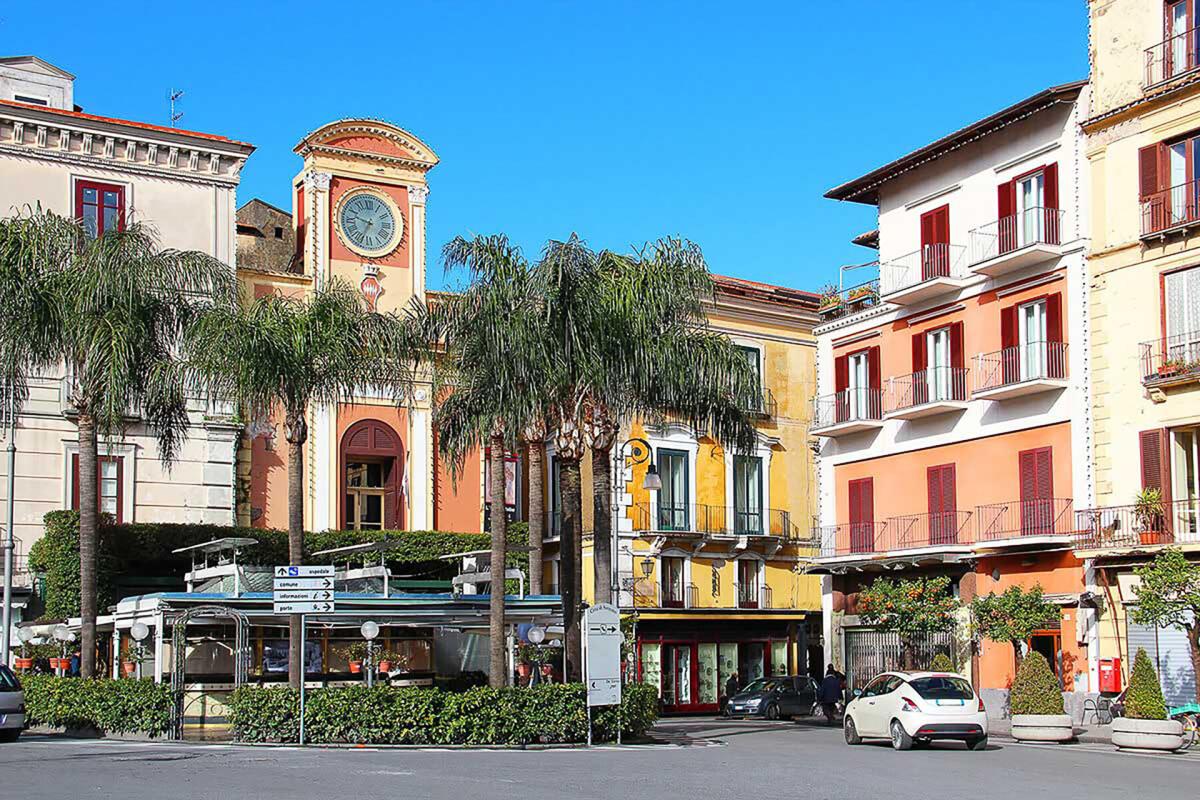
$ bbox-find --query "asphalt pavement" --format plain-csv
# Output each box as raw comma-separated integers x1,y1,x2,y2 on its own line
0,718,1196,800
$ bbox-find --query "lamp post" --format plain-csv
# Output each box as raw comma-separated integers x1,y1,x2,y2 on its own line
360,621,379,688
130,622,150,680
611,437,660,606
1,394,15,667
52,624,73,677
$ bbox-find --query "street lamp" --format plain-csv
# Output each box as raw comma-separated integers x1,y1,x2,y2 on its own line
52,625,74,677
130,622,150,680
611,438,660,604
360,621,379,688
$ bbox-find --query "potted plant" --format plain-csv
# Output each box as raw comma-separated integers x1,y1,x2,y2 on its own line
377,649,394,673
13,639,34,671
1158,357,1186,378
817,284,842,317
122,641,148,678
1133,487,1166,545
345,642,369,674
1009,651,1073,742
847,284,878,309
1111,648,1185,751
516,643,536,679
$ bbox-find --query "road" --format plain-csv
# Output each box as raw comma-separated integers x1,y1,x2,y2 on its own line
0,718,1196,800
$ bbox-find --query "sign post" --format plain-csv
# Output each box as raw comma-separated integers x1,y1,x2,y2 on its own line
273,565,336,746
583,603,622,746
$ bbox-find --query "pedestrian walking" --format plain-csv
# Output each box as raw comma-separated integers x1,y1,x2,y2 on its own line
721,671,741,714
819,664,844,726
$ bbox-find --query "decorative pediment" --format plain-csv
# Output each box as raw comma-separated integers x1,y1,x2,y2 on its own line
294,119,439,171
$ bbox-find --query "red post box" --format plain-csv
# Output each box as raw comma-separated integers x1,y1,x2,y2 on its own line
1099,657,1122,693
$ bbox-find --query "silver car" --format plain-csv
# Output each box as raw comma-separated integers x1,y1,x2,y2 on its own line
0,665,24,742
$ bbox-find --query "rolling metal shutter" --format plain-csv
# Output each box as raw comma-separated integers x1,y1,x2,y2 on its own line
1127,613,1196,710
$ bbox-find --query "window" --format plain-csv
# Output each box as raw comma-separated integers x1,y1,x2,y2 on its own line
657,448,689,531
483,449,521,530
1018,447,1054,536
738,345,763,411
1163,266,1200,362
919,204,950,280
834,346,880,422
1166,1,1200,79
907,676,974,701
274,226,284,239
1140,135,1200,231
926,327,951,401
848,477,875,554
910,322,964,405
75,180,125,238
339,419,401,530
345,461,387,530
1018,299,1047,380
733,455,763,534
548,455,562,538
736,559,760,608
70,454,123,523
927,464,958,545
661,556,685,607
13,94,48,106
999,294,1063,384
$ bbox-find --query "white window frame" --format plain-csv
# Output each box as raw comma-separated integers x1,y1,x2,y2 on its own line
926,326,951,402
1018,298,1047,381
723,437,774,534
1015,169,1045,247
848,350,870,419
657,549,693,608
646,423,699,534
62,439,137,524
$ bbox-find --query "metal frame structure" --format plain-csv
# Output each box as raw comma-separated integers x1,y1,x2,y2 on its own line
169,604,251,739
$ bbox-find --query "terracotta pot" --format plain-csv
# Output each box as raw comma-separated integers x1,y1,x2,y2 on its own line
1011,714,1073,743
121,661,137,677
378,660,393,672
14,657,33,670
540,664,554,677
48,657,64,670
1111,717,1185,752
517,663,532,678
349,660,363,674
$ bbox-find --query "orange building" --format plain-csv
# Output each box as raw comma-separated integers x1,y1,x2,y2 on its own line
807,82,1098,712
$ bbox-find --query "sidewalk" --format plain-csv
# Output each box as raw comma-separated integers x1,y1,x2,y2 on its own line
987,718,1112,744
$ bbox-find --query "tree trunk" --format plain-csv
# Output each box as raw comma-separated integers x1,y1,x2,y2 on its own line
285,413,307,690
488,435,508,688
527,440,544,596
592,443,613,606
1189,623,1200,704
560,457,583,682
77,413,98,679
901,638,917,671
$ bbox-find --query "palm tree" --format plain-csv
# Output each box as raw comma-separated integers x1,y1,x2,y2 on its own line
0,210,237,678
521,420,548,596
183,280,420,688
431,234,550,687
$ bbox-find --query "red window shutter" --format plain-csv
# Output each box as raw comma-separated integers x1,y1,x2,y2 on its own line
1000,305,1017,349
950,321,965,369
868,346,881,390
1036,448,1053,499
1139,145,1161,199
113,457,124,524
911,333,927,405
920,211,935,250
1019,450,1037,503
941,464,957,512
834,354,849,393
936,206,950,244
998,181,1017,253
911,331,926,371
1043,163,1059,210
1046,293,1063,342
927,467,940,515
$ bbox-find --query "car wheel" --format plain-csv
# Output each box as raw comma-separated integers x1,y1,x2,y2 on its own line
889,720,913,751
765,703,780,720
844,717,862,745
966,736,988,751
0,729,20,743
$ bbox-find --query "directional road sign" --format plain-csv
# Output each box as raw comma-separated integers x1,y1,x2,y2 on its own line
273,601,335,614
584,603,622,707
274,565,335,578
272,577,334,591
273,590,334,603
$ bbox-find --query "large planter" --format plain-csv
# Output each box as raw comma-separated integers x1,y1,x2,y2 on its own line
121,661,137,678
13,657,33,670
1111,717,1185,752
1011,714,1073,742
348,660,362,674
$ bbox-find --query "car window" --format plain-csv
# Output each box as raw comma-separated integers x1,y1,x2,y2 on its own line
743,678,781,693
861,676,889,697
0,665,21,691
883,676,904,694
907,676,974,701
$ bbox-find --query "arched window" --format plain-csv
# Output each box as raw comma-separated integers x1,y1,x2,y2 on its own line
339,419,404,530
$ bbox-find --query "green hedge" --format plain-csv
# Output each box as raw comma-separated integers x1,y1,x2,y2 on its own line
29,511,529,618
228,683,659,745
22,675,174,737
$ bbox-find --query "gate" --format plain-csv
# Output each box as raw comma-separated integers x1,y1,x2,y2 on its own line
843,627,956,690
168,605,251,739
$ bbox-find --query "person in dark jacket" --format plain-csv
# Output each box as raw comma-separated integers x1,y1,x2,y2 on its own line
819,664,844,726
720,672,741,714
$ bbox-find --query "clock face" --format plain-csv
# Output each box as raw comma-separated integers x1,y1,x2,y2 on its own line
337,191,401,257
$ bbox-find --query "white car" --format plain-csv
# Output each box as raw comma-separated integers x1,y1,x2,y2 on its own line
843,671,987,751
0,665,24,742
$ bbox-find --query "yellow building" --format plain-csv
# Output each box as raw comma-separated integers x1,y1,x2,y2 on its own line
1082,0,1200,705
581,275,823,714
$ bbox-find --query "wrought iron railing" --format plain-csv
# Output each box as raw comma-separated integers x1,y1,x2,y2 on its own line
885,511,975,549
817,275,882,321
973,341,1067,393
812,387,883,430
747,386,778,418
976,497,1074,541
969,207,1065,264
885,367,968,413
1142,179,1200,235
630,503,806,541
1140,330,1200,385
1145,25,1200,87
814,521,889,557
879,244,969,296
735,583,771,609
1074,498,1200,550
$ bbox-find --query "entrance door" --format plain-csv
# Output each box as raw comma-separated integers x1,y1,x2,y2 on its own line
662,645,693,708
1028,629,1063,686
848,478,875,553
1019,447,1054,536
740,643,765,683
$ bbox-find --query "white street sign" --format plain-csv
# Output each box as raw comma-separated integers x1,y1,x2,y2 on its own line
274,565,335,578
584,603,622,707
272,590,334,603
273,601,335,614
272,577,334,591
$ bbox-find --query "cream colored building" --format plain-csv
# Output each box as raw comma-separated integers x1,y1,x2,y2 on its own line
1082,0,1200,706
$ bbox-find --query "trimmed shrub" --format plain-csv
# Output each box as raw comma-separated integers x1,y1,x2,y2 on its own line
1009,651,1064,716
228,682,658,745
1125,648,1168,720
29,511,530,618
22,676,174,737
929,653,955,672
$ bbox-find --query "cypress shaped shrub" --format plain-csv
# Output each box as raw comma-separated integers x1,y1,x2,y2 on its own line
1009,652,1064,716
929,653,955,672
1124,648,1168,720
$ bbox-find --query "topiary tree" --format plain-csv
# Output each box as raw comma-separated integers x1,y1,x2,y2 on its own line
1009,651,1064,716
1124,648,1168,721
970,585,1060,671
858,575,960,670
929,652,955,672
1130,549,1200,704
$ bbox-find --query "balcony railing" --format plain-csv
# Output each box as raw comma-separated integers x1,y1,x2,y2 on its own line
976,497,1074,541
661,582,698,609
885,367,969,413
885,511,975,549
735,583,771,609
814,521,889,557
879,244,969,297
1145,25,1200,87
812,388,883,429
1074,498,1200,550
817,276,882,321
968,208,1065,264
630,503,806,540
1142,179,1200,236
1140,330,1200,385
973,341,1067,393
1,554,32,588
748,386,778,418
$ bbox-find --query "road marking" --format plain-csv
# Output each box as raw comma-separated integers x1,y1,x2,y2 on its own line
1006,740,1200,762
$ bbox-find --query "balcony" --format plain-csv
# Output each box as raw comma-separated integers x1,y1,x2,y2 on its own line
879,244,970,305
735,583,772,609
884,367,969,420
629,503,807,541
748,386,778,419
810,388,884,437
972,342,1068,400
1141,180,1200,238
1074,498,1200,552
814,513,974,560
813,521,889,558
817,276,882,322
975,497,1074,545
969,208,1065,277
1140,331,1200,388
1144,26,1200,89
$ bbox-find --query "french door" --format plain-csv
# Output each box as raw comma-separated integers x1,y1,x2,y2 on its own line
657,449,689,531
848,351,870,420
733,455,763,534
1016,170,1045,247
1019,447,1054,536
1019,299,1047,381
926,327,951,402
848,477,875,553
1164,266,1200,364
927,464,957,546
1167,1,1198,80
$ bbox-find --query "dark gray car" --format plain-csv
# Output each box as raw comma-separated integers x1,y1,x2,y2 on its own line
724,675,818,720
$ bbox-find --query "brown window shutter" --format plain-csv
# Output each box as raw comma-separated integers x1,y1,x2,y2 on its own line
1139,144,1161,199
950,321,965,369
1019,450,1037,503
1139,429,1172,507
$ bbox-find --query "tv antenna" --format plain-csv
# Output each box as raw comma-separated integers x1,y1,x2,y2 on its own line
169,89,185,127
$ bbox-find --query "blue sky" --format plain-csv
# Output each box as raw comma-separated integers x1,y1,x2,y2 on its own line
3,2,1088,291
